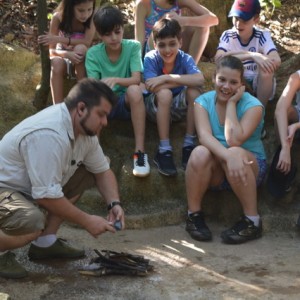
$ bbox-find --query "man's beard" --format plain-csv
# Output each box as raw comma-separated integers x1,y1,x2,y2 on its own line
80,113,96,136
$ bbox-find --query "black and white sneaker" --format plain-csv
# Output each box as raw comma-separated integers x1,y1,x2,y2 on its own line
133,151,150,177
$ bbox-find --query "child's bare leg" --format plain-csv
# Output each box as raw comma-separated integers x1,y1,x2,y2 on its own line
185,87,201,135
182,27,210,64
74,44,87,80
186,146,224,212
221,148,259,215
125,85,146,152
155,89,173,140
256,70,274,107
50,57,66,104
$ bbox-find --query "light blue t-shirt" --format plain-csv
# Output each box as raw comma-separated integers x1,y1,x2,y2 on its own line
143,49,201,96
195,90,266,159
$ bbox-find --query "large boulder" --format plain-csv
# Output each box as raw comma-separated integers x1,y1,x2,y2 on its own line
1,43,299,232
0,43,39,136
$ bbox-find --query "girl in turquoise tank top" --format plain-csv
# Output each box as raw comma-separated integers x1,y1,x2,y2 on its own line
185,56,266,245
135,0,219,63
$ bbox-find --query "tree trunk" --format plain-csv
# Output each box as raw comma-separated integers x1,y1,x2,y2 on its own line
33,0,50,110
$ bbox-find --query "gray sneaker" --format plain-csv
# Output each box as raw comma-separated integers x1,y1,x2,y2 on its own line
0,251,28,279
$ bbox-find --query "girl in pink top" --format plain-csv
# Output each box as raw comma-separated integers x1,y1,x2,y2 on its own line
38,0,96,104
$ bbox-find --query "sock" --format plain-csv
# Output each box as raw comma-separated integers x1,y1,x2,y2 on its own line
188,210,201,216
246,215,260,227
183,134,196,148
159,139,172,153
32,234,57,248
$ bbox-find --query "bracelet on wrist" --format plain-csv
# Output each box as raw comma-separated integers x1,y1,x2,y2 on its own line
107,201,122,211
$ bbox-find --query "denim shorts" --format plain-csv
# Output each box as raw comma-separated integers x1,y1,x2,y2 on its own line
108,94,131,120
144,88,187,123
210,155,267,191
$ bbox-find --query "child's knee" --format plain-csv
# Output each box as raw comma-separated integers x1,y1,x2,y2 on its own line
74,44,87,55
51,58,66,73
189,146,212,168
156,89,172,101
258,69,274,81
126,85,143,103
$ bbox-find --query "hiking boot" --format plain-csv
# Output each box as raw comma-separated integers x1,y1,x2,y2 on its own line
28,238,85,260
133,151,150,177
185,211,212,241
182,145,195,170
153,150,177,176
220,216,262,244
0,251,28,279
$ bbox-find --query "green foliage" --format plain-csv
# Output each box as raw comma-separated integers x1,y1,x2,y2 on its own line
259,0,282,14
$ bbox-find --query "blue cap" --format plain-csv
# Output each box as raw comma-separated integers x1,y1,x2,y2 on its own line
228,0,261,21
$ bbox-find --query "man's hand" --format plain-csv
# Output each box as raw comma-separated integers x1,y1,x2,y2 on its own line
108,205,125,230
84,215,116,237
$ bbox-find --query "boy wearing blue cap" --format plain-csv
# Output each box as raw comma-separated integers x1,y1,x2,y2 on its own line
215,0,281,107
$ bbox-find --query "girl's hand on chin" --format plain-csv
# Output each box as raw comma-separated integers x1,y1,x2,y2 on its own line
229,85,245,104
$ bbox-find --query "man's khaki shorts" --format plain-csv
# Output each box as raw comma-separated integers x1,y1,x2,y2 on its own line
0,165,95,236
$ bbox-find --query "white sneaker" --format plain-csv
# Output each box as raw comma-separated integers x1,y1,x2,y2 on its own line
133,151,150,177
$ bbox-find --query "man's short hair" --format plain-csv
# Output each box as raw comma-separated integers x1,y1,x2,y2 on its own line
152,18,182,42
93,5,124,35
65,78,117,110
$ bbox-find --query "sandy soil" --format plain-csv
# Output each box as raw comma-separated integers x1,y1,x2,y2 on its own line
1,223,300,300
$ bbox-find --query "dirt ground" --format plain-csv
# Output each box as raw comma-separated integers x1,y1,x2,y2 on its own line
1,223,300,300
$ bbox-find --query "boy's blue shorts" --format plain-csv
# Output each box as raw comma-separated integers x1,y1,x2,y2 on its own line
108,94,131,120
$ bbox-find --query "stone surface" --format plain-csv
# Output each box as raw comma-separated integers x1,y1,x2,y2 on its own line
0,43,300,234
